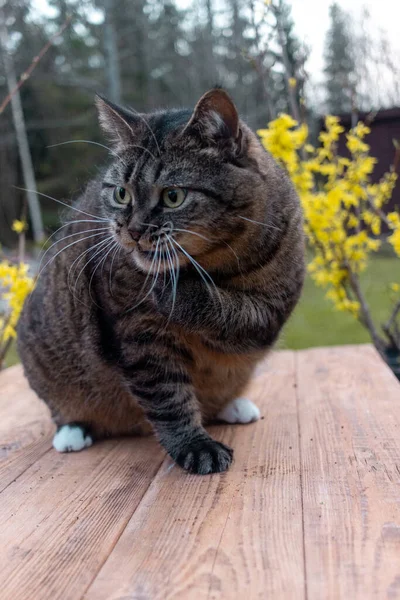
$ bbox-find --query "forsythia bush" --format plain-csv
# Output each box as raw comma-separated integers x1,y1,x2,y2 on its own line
0,221,34,365
258,115,400,341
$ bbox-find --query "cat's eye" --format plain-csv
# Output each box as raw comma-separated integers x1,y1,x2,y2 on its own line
162,187,187,209
114,186,131,205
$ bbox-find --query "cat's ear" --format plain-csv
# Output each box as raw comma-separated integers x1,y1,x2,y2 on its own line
95,95,139,145
184,88,240,145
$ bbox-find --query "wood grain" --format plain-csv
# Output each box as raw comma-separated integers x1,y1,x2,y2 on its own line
297,345,400,600
84,351,305,600
0,365,53,493
0,436,165,600
2,345,400,599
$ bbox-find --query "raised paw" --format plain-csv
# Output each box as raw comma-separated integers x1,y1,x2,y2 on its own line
217,397,260,424
53,424,93,453
176,437,233,475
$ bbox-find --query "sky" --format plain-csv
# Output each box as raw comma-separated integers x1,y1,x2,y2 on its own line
289,0,400,80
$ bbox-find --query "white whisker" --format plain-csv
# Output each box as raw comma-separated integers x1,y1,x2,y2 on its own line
37,231,110,281
101,241,118,280
109,244,121,296
173,227,241,269
47,140,128,167
71,236,114,298
39,219,109,259
165,235,180,323
88,239,117,307
124,238,161,313
39,227,110,273
14,187,109,222
128,144,157,161
238,215,282,231
170,237,225,320
138,221,158,229
127,107,161,157
164,238,176,322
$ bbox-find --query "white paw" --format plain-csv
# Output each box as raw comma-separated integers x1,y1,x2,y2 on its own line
217,398,260,424
53,424,93,453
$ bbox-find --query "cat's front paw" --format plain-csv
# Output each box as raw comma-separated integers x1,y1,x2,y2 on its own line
175,437,233,475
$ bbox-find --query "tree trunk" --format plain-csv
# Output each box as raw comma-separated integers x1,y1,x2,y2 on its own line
0,11,44,244
104,0,122,104
273,4,301,123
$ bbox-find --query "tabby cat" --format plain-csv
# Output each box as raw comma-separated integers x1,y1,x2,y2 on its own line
17,89,305,474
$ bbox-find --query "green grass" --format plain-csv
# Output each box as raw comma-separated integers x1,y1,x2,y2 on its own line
3,340,19,368
2,255,397,368
282,254,396,349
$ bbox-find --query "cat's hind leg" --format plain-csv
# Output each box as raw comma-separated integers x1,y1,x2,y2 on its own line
52,423,93,453
217,398,260,424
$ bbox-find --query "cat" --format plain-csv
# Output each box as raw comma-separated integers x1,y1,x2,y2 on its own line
17,88,305,475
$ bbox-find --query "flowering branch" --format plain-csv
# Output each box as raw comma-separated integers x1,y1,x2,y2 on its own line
0,217,34,369
0,15,72,116
258,113,400,364
0,321,13,369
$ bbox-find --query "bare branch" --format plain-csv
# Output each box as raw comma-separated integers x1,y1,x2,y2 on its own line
0,336,13,370
344,261,386,354
270,1,301,122
0,15,72,116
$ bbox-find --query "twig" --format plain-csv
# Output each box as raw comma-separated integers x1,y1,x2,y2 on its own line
270,2,301,123
0,337,13,370
382,300,400,350
344,260,386,354
309,227,384,351
18,199,28,264
0,15,72,116
392,142,400,174
0,310,12,369
246,53,276,121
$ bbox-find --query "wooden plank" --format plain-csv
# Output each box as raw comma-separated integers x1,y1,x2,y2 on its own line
297,345,400,600
84,351,305,600
0,436,165,600
0,365,53,493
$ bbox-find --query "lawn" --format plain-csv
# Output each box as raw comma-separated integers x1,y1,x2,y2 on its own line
282,254,396,349
4,341,19,369
3,254,397,368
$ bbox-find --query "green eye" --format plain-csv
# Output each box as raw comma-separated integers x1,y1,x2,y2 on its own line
162,187,187,209
114,186,131,205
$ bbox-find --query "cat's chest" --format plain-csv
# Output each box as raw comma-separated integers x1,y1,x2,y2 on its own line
182,332,258,407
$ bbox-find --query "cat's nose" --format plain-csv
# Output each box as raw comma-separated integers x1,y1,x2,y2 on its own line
128,229,141,242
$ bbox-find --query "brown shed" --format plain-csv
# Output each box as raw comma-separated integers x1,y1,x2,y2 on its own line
335,107,400,215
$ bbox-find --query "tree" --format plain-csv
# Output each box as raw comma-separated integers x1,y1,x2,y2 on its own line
324,3,356,115
103,0,122,103
271,0,308,120
0,2,44,244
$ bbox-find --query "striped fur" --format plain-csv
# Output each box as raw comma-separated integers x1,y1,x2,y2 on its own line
17,89,305,474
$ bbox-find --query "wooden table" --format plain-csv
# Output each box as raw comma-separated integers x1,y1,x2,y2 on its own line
1,345,400,600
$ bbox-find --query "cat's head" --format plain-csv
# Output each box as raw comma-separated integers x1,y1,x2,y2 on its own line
96,89,268,274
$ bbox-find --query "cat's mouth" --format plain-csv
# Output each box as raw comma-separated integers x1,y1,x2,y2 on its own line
139,248,171,259
131,244,179,274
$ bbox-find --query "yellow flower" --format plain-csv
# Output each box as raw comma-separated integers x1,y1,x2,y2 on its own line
391,283,400,292
288,77,297,89
12,220,27,234
346,134,369,155
0,260,34,345
389,228,400,257
257,112,398,320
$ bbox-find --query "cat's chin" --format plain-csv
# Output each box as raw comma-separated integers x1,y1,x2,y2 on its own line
131,247,171,275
